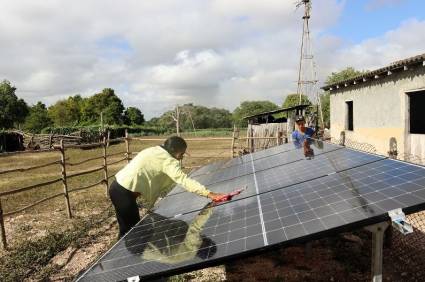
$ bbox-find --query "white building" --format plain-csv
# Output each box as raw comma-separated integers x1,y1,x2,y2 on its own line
322,53,425,161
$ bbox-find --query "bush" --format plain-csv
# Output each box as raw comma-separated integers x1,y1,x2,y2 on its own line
180,128,234,137
41,125,171,142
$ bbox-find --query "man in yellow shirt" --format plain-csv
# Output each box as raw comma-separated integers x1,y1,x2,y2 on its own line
109,136,225,238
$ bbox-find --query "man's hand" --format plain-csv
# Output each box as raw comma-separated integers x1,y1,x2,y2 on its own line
208,192,228,202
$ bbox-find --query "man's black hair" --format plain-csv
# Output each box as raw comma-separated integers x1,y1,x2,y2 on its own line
196,236,217,260
163,136,187,155
295,115,305,122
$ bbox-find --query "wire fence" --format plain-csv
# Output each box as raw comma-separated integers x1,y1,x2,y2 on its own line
331,134,425,279
388,210,425,280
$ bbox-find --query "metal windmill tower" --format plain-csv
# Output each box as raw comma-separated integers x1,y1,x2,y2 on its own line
295,0,324,128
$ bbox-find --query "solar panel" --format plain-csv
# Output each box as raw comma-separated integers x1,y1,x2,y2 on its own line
77,142,425,281
167,143,296,196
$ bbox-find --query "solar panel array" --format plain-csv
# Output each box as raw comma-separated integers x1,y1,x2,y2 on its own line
78,142,425,281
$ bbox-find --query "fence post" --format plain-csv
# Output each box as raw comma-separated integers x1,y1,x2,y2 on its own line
388,137,398,159
278,131,284,146
275,131,280,146
0,198,7,249
246,124,250,151
339,131,346,146
60,139,72,219
125,129,130,164
28,135,34,149
231,125,236,158
107,131,111,147
103,134,109,197
49,134,53,148
247,123,254,153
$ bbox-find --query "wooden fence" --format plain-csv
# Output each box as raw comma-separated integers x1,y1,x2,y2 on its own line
0,129,287,249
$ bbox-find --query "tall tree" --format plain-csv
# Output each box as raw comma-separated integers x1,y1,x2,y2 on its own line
123,107,145,125
321,67,366,128
208,107,233,128
325,67,366,85
66,95,84,124
233,101,279,127
0,80,29,129
148,104,233,131
282,94,311,109
24,102,53,132
82,88,124,125
181,104,232,129
48,95,84,126
320,92,330,128
48,100,68,126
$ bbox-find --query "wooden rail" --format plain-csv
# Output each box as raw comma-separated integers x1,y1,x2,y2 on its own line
69,179,105,193
0,160,62,175
0,132,121,249
0,148,58,157
0,178,63,197
0,128,286,249
3,192,64,217
107,158,127,166
65,142,104,149
107,151,127,158
66,167,104,179
67,156,104,166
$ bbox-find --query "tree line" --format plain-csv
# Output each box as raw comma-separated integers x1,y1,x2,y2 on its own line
0,67,364,133
0,84,145,132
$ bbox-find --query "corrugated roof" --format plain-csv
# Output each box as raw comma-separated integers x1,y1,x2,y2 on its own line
321,52,425,91
243,104,310,120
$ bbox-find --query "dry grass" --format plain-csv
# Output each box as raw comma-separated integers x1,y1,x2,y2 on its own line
0,137,233,281
0,137,233,248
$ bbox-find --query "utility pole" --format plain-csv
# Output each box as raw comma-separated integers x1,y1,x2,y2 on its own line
295,0,324,128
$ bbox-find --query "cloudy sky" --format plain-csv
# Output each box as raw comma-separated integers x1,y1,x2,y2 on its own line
1,0,424,119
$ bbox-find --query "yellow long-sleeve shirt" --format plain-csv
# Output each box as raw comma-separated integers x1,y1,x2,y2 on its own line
115,146,210,207
141,204,214,264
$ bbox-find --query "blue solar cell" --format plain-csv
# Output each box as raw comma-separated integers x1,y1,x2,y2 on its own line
77,145,425,281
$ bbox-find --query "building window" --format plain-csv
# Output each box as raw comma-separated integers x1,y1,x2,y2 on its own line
346,101,353,131
409,90,425,134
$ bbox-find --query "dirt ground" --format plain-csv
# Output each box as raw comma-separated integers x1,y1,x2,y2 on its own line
1,138,425,281
31,220,425,282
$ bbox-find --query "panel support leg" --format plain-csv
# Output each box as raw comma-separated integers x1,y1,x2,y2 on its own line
364,221,389,282
304,241,312,258
127,276,140,282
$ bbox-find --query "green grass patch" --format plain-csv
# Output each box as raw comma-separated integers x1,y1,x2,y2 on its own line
181,128,233,137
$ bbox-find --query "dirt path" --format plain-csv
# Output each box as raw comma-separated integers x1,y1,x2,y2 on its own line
46,217,117,281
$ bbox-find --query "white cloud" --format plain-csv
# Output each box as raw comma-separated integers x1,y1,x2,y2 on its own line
317,18,425,77
365,0,405,11
0,0,424,119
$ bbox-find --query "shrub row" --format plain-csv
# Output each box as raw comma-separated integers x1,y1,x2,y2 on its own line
41,125,171,142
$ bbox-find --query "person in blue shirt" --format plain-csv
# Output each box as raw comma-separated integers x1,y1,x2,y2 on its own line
292,115,316,158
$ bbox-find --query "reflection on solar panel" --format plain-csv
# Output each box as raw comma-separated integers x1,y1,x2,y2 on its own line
77,142,425,281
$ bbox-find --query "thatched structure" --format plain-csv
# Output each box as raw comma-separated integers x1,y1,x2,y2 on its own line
0,131,25,152
244,104,310,152
0,130,83,152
